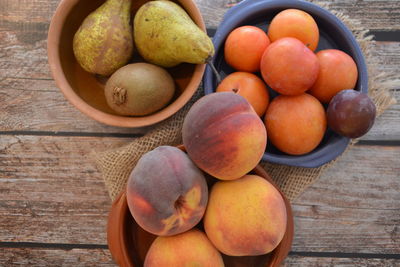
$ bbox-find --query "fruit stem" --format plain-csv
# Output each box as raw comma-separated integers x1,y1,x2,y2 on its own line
206,58,222,85
174,196,185,212
113,87,127,105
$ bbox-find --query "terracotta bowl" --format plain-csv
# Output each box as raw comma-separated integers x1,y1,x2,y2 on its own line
203,0,368,167
47,0,206,128
107,146,294,267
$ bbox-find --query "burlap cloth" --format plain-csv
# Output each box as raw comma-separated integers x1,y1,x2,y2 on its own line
94,1,397,202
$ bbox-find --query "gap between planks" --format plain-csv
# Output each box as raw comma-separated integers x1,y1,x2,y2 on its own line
0,241,398,260
1,131,399,147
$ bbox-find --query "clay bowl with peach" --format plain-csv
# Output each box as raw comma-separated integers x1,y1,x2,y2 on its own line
203,0,368,167
47,0,206,128
107,146,294,267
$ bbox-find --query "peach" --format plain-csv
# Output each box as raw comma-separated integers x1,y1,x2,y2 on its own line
126,146,208,236
144,229,224,267
216,72,270,117
268,9,320,51
308,49,359,103
260,37,319,96
224,26,270,72
204,175,287,256
264,94,327,155
182,92,267,180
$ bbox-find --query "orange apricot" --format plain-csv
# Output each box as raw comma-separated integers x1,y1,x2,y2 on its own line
260,37,319,96
224,26,270,72
268,9,319,51
264,94,327,155
216,72,270,116
308,49,358,103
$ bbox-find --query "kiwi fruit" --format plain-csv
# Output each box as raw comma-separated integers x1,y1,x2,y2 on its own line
104,63,175,116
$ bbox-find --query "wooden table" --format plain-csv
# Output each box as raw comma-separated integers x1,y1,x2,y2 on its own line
1,0,399,266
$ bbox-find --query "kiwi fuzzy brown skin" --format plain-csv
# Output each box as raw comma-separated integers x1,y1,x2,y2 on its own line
104,63,175,116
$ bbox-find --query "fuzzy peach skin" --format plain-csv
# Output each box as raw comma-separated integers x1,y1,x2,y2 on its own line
182,92,267,180
204,175,287,256
126,146,208,236
144,229,224,267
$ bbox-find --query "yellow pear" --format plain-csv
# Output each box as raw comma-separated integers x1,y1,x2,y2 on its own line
134,0,214,67
73,0,133,76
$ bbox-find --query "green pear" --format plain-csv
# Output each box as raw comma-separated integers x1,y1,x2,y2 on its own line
73,0,133,76
134,0,214,67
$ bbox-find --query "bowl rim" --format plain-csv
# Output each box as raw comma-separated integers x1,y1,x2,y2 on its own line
47,0,206,128
203,0,368,167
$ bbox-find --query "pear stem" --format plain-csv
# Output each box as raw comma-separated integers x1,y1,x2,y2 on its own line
206,58,222,85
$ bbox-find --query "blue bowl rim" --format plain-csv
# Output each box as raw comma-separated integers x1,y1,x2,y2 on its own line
203,0,368,168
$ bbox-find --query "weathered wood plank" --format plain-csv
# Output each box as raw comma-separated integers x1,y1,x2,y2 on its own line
0,248,398,267
2,0,399,79
0,0,58,23
196,0,400,30
1,0,399,32
0,0,399,79
1,0,399,265
1,249,399,267
0,85,397,140
373,42,400,73
0,135,399,253
363,41,400,141
0,248,115,266
283,256,399,266
0,135,122,244
0,30,51,80
0,38,399,137
1,0,399,136
363,90,399,141
294,145,400,210
291,145,400,254
0,86,149,134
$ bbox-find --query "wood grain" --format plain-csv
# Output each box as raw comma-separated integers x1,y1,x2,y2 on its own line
0,0,58,23
291,144,400,254
2,0,399,79
0,135,399,253
1,0,400,265
290,145,400,254
0,249,398,267
0,135,121,244
364,91,399,141
1,0,400,31
1,83,395,137
283,256,399,266
0,0,400,31
0,85,148,134
0,30,51,80
1,1,399,136
195,0,400,30
0,247,115,266
0,38,398,136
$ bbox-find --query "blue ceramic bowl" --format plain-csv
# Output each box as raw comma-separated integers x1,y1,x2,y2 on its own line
203,0,368,168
